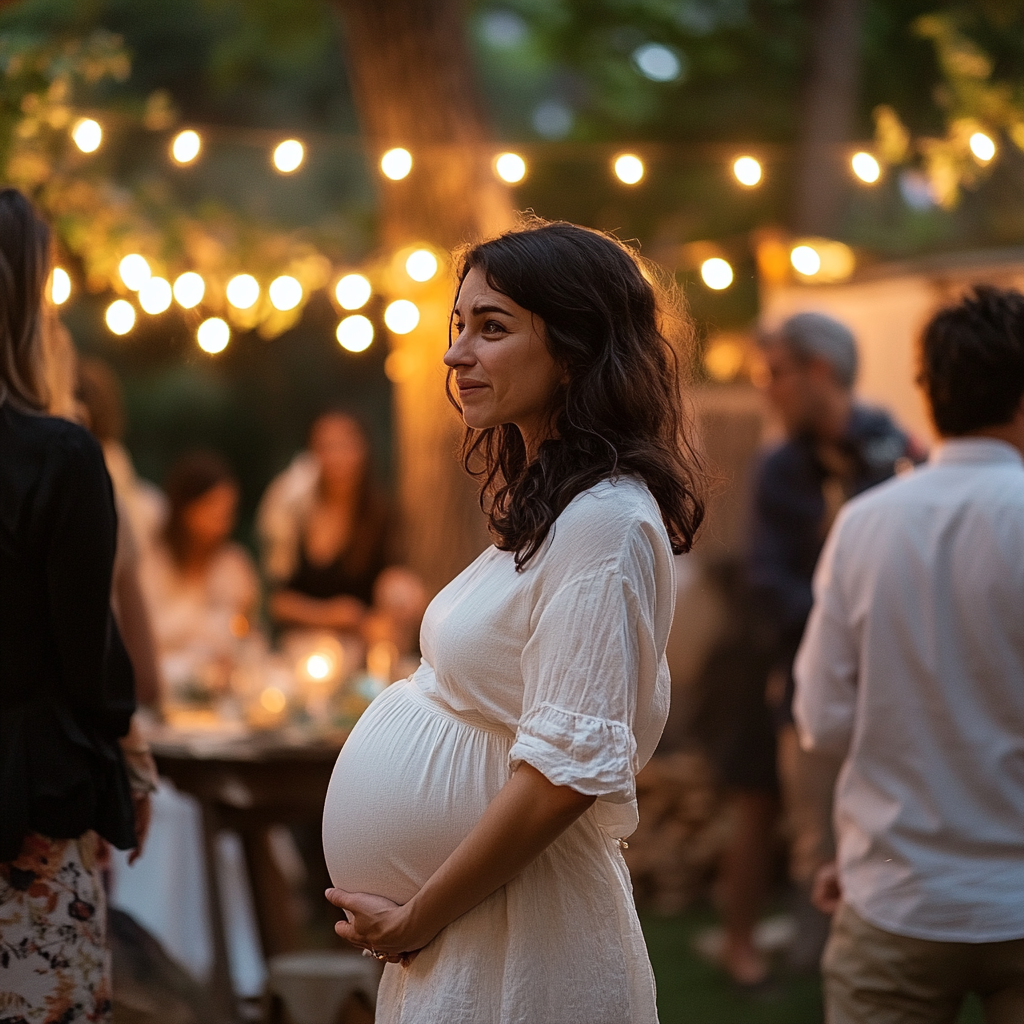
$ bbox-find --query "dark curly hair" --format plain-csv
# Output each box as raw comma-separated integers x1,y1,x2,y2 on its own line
447,217,706,570
918,286,1024,436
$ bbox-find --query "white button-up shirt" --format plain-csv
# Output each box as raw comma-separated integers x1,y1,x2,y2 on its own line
794,438,1024,943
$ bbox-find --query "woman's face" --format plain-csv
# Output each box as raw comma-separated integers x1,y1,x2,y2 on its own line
445,266,564,451
311,414,367,490
183,482,238,550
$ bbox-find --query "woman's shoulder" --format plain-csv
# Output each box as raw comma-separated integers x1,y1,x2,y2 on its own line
2,404,100,461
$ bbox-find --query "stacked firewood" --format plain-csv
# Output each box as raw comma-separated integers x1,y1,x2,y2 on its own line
623,750,729,915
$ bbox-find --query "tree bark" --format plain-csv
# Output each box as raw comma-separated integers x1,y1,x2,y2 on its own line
792,0,864,235
333,0,513,594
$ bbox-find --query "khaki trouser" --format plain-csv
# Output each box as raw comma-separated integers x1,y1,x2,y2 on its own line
823,903,1024,1024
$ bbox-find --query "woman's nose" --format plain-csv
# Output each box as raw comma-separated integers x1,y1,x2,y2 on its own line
443,333,472,368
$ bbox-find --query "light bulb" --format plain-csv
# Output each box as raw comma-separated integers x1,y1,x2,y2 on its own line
969,131,995,162
119,254,151,291
700,258,734,290
495,152,527,183
269,275,302,311
733,156,762,187
851,151,881,183
51,267,71,305
72,118,102,153
273,139,304,173
226,274,260,309
380,148,412,180
384,299,420,334
306,654,331,680
613,153,644,185
790,245,822,276
335,274,371,310
173,272,205,309
171,129,201,164
197,317,230,354
336,315,374,352
405,249,438,282
105,300,136,336
138,276,172,314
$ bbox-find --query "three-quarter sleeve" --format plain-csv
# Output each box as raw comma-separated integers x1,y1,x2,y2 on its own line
510,531,658,806
46,433,135,738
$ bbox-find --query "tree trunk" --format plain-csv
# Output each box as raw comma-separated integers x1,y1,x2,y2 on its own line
333,0,513,594
792,0,864,235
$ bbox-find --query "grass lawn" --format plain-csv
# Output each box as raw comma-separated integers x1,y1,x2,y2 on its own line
642,907,986,1024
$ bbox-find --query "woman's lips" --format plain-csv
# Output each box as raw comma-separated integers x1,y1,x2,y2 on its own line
457,379,487,396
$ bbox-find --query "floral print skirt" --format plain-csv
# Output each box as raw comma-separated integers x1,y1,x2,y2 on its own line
0,832,111,1024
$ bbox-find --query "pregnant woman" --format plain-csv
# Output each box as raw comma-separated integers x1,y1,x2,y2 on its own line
322,219,705,1023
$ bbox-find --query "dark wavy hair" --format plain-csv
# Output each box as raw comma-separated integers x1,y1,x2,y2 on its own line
447,217,706,570
918,285,1024,436
163,451,237,566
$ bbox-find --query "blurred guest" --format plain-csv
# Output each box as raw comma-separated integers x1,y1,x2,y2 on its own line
796,287,1024,1023
140,451,259,701
258,410,426,655
716,312,919,985
0,187,153,1020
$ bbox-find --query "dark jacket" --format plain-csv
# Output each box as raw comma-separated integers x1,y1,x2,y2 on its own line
0,402,136,861
748,405,917,720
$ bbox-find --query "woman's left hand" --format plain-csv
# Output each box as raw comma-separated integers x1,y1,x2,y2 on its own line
325,888,430,966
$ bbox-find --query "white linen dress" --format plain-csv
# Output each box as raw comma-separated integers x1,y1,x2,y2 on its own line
322,476,676,1024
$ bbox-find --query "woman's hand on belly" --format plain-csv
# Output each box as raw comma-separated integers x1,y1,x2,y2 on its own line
326,888,428,965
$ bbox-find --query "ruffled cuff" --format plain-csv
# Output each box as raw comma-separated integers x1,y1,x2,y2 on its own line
509,702,637,803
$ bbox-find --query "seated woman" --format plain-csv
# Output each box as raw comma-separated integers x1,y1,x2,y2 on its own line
140,451,260,702
258,411,426,658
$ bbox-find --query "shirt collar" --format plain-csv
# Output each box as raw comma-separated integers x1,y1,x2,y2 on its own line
930,437,1024,468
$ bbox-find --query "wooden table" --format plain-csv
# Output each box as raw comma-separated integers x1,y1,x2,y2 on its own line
152,731,345,1023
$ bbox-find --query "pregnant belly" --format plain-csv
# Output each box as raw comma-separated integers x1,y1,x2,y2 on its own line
322,681,512,905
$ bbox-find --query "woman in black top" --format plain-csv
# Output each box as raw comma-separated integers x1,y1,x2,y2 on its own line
0,188,147,1020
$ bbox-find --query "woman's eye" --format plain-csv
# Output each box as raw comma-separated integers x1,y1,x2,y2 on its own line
483,320,506,334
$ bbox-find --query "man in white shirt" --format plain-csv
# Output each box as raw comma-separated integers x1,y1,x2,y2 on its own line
794,286,1024,1024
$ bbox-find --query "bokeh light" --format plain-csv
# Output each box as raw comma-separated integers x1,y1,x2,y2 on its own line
171,129,201,164
494,152,527,183
138,276,172,314
336,315,374,352
226,274,260,309
119,254,151,291
405,249,438,282
613,153,644,184
384,299,420,334
969,131,996,162
305,654,331,680
700,257,734,290
197,317,230,354
273,139,304,173
50,267,71,305
269,275,303,311
733,156,762,187
173,272,205,309
72,118,102,153
260,687,287,714
790,245,822,277
632,43,683,82
105,300,136,336
380,148,412,180
335,273,372,310
851,151,881,183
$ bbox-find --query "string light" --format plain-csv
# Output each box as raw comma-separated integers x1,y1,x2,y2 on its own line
335,273,371,310
613,153,644,185
495,152,527,183
380,147,412,180
226,274,260,309
173,272,205,308
197,317,230,353
851,151,881,183
336,315,374,352
700,258,734,290
269,275,303,311
969,131,995,162
733,156,762,187
171,129,201,164
50,267,71,305
105,300,136,335
790,244,822,277
405,249,438,282
305,654,331,680
119,254,151,291
138,276,172,314
72,118,102,153
384,299,420,334
273,139,304,173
